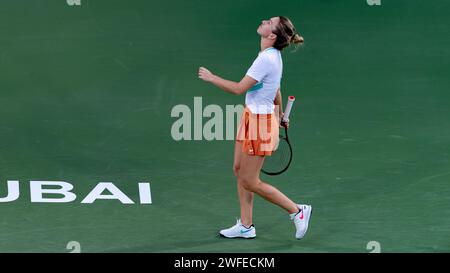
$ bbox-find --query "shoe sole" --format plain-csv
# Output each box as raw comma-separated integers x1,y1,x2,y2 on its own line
218,233,256,239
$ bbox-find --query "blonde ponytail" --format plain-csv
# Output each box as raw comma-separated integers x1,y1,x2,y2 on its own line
291,33,304,45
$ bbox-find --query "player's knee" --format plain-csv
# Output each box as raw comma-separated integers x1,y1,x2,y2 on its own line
243,183,257,193
239,178,258,192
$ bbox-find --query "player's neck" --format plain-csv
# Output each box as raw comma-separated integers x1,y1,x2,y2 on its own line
260,38,275,52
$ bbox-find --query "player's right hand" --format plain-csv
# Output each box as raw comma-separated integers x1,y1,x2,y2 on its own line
280,112,289,128
198,67,215,82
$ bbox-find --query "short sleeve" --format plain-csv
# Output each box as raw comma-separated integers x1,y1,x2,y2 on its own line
246,53,270,82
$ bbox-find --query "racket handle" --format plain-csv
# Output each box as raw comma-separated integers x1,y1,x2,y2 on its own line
282,96,295,122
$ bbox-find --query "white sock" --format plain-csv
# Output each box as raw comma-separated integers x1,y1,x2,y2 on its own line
289,208,301,220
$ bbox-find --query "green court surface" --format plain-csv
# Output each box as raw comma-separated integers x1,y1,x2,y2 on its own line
0,0,449,252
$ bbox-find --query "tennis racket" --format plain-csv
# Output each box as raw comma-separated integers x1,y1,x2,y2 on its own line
261,96,295,176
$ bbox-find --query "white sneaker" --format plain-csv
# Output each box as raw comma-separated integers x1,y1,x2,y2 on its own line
219,219,256,239
291,204,313,239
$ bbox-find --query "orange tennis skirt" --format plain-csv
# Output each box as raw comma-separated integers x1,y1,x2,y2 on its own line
236,107,279,156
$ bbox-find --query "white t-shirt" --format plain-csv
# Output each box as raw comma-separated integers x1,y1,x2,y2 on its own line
245,47,283,114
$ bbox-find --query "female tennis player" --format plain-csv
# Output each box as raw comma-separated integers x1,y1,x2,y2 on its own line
198,16,312,239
